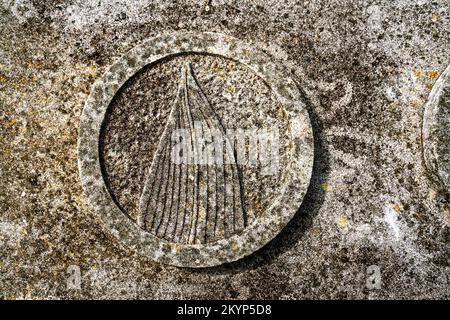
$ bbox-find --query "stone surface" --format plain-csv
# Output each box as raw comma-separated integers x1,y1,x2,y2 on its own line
423,64,450,193
0,0,449,299
78,32,313,267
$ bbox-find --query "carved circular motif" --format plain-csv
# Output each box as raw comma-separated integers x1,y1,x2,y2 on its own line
423,64,450,193
77,32,314,267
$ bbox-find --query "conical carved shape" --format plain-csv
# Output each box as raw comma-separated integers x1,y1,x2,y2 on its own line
139,63,246,244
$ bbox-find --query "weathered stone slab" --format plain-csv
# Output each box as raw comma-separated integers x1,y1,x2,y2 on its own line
78,32,314,267
0,0,449,299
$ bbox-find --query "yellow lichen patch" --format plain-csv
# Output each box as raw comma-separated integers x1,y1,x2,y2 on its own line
4,118,17,129
73,195,83,206
2,148,11,157
27,60,43,69
321,181,332,192
241,48,249,57
425,83,433,90
230,241,239,251
337,216,348,228
409,100,421,108
392,203,402,213
388,101,398,108
412,69,421,78
226,84,234,93
426,71,438,79
81,63,97,79
211,62,223,72
62,128,77,141
311,226,321,235
169,242,180,253
299,126,310,139
287,141,295,154
226,64,234,73
217,73,225,78
277,106,288,120
431,14,440,22
18,226,27,235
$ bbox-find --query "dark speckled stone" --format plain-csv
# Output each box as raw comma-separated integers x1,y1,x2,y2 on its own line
0,0,448,299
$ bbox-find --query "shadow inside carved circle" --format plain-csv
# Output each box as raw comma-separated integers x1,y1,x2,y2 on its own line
99,52,292,245
187,84,328,273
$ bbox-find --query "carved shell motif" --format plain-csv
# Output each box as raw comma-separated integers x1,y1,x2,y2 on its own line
139,63,247,244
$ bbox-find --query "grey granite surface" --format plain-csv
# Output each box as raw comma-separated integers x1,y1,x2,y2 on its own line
0,0,449,299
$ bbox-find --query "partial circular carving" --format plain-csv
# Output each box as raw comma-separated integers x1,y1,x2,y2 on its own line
423,64,450,193
77,32,314,267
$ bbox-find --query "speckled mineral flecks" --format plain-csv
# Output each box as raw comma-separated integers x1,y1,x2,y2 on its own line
423,64,450,194
0,0,449,299
78,32,314,267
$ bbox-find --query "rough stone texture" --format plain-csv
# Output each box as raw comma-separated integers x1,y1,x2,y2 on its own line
77,32,313,267
0,0,449,298
101,53,290,228
423,64,450,193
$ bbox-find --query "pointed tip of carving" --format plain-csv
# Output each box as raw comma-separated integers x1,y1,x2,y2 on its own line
184,61,193,71
181,62,193,78
179,62,194,88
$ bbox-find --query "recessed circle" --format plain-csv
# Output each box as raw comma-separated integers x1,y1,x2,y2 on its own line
77,32,314,267
423,64,450,193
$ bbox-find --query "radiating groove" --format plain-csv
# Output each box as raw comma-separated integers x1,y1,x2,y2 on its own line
179,144,194,243
139,63,246,244
161,110,182,239
140,136,164,229
169,99,187,240
179,79,196,243
154,142,172,234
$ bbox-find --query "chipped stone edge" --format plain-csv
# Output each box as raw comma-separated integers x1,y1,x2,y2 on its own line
77,31,314,268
